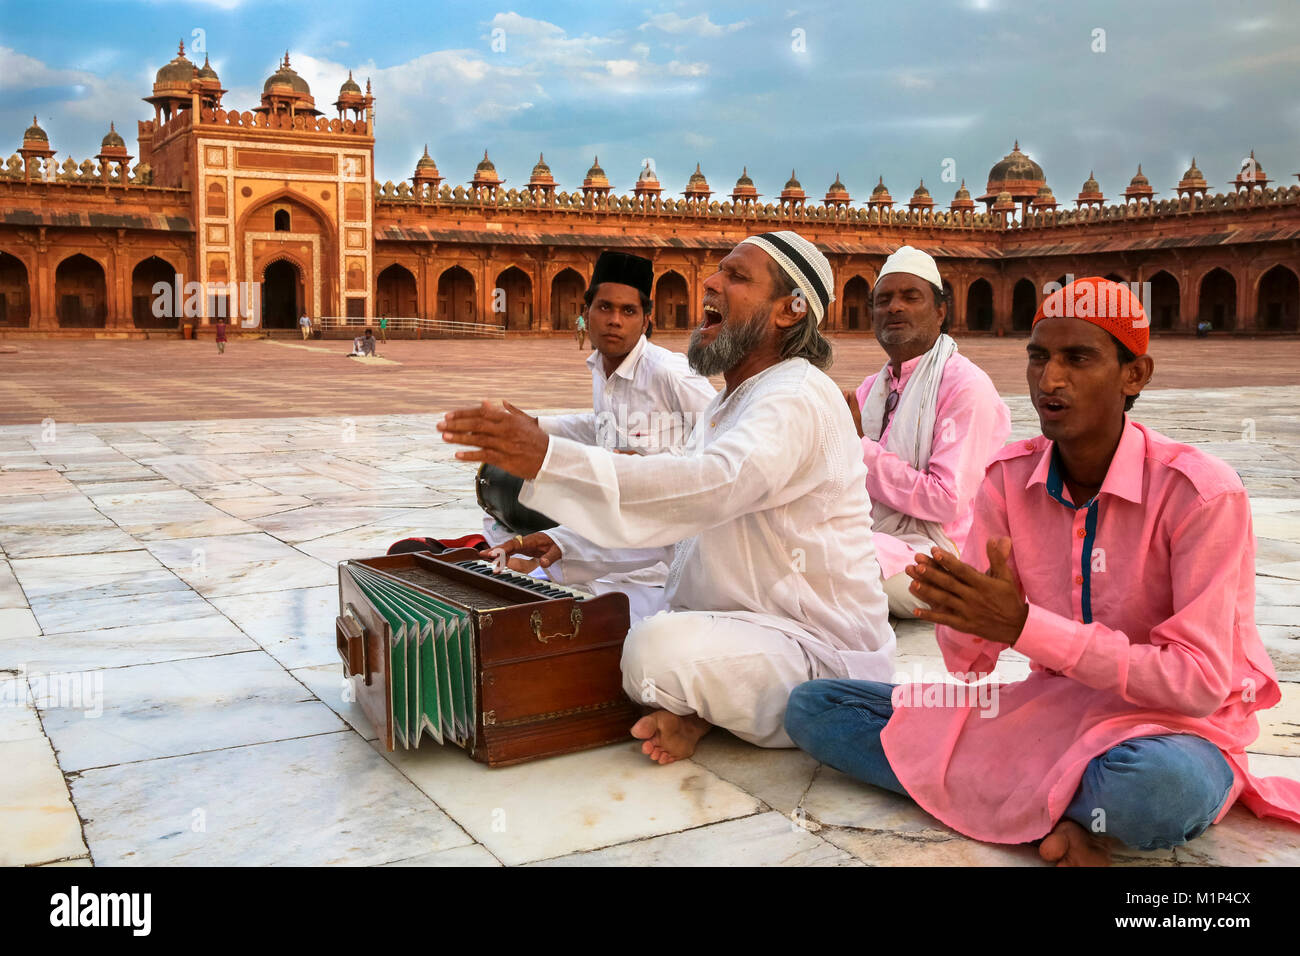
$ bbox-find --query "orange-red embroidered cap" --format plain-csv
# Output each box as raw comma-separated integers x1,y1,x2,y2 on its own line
1033,276,1149,355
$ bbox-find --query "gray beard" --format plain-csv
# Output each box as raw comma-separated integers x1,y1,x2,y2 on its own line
688,304,771,376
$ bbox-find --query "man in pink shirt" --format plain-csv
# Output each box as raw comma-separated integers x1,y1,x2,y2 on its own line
847,246,1010,616
789,277,1300,865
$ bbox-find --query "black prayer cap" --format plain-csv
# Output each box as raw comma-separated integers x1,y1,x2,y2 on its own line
589,251,653,299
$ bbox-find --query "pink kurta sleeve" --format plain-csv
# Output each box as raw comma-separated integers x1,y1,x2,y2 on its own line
1014,489,1249,718
858,366,1008,526
935,467,1013,680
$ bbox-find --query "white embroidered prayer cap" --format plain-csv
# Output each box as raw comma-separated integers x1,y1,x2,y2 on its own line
877,245,943,289
738,230,835,326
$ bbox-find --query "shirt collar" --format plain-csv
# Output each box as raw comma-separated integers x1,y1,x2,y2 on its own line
1027,416,1145,507
885,352,926,391
597,334,647,380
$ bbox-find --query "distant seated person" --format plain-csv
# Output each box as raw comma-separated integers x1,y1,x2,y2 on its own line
787,277,1300,866
847,246,1010,617
350,327,377,357
389,250,715,622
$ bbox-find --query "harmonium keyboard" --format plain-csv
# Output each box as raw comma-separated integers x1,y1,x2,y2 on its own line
335,548,637,767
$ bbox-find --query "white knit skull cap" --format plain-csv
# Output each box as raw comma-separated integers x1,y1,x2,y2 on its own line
738,230,835,325
877,245,943,288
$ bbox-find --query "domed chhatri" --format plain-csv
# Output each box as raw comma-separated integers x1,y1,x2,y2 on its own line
100,122,126,150
153,39,196,91
22,115,48,145
867,175,893,209
683,162,712,200
340,71,362,95
951,178,976,213
528,153,557,197
992,189,1017,214
1234,149,1271,192
410,145,443,192
1176,157,1209,198
470,149,503,194
1076,169,1105,208
824,172,851,206
1032,184,1059,211
978,140,1047,212
731,166,759,203
1124,163,1155,203
634,160,662,197
256,51,321,117
779,169,806,205
198,55,219,82
333,70,370,121
908,179,935,210
582,156,611,196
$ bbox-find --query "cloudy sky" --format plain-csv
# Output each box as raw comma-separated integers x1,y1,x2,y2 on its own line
2,0,1297,203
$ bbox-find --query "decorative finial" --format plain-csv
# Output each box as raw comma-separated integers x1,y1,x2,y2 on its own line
919,178,925,187
284,50,290,68
1136,163,1143,174
959,178,966,187
1013,138,1020,150
110,121,115,132
365,78,371,93
539,152,545,162
178,39,185,57
348,69,353,80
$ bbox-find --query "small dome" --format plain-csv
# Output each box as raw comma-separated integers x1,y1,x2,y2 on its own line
1036,184,1054,197
912,179,930,198
735,167,754,188
784,169,802,190
1129,164,1149,187
101,123,125,149
585,156,607,179
987,140,1046,186
154,40,196,89
871,176,890,197
339,70,361,94
416,145,438,170
953,179,971,200
530,153,552,177
1238,149,1267,181
476,150,497,174
687,162,708,186
637,161,659,184
993,190,1016,210
1181,157,1203,182
22,116,47,144
198,55,219,81
1081,170,1100,193
264,52,311,95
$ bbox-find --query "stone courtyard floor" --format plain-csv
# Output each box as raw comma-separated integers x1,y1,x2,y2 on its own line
1,336,1298,866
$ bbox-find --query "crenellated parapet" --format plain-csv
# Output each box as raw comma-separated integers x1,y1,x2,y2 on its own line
198,107,370,136
0,153,154,186
1013,184,1300,230
372,180,1003,231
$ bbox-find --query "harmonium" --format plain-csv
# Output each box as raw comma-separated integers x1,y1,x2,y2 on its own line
335,548,638,766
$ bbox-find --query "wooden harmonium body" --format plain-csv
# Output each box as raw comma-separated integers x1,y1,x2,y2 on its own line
336,549,636,767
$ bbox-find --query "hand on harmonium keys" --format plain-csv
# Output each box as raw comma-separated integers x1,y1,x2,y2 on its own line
486,531,562,574
439,400,550,479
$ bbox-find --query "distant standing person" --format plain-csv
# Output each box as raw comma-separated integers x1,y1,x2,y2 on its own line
379,315,389,343
215,318,227,355
299,312,311,340
575,314,586,349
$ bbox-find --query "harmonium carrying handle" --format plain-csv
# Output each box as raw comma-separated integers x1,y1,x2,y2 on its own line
336,604,370,684
530,606,583,644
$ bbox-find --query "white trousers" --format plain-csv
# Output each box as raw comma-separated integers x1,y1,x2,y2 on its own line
882,571,927,617
620,610,826,749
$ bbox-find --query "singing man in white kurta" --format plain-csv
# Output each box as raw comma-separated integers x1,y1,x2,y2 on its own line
439,231,896,764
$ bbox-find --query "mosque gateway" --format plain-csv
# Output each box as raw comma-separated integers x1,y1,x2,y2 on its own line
1,44,1297,337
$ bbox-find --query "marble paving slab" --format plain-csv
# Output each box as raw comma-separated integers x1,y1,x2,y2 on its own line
26,588,217,637
11,549,187,604
2,616,255,673
211,586,340,668
290,662,376,740
40,650,346,771
381,844,501,867
0,735,89,866
145,532,335,597
70,732,472,866
379,739,764,866
532,810,857,866
0,560,27,609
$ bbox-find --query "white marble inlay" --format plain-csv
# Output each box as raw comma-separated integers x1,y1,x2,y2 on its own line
71,732,472,866
378,739,763,866
40,650,347,771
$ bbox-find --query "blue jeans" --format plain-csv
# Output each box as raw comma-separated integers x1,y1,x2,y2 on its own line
785,679,1236,851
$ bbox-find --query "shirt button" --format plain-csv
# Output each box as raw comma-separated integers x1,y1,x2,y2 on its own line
1076,529,1086,538
1074,575,1083,584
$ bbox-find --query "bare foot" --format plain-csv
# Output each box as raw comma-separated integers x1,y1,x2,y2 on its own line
629,710,711,764
1038,819,1112,867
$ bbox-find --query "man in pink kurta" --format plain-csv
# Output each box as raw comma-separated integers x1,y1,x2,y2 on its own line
789,277,1300,865
846,246,1010,616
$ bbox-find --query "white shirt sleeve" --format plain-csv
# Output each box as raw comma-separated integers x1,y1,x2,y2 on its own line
537,413,598,446
521,390,820,551
544,525,673,583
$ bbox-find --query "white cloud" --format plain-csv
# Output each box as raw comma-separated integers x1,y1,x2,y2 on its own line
605,60,639,77
638,13,750,37
667,61,709,77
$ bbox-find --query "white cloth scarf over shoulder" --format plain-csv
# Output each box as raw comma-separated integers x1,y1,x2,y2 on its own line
859,333,959,551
